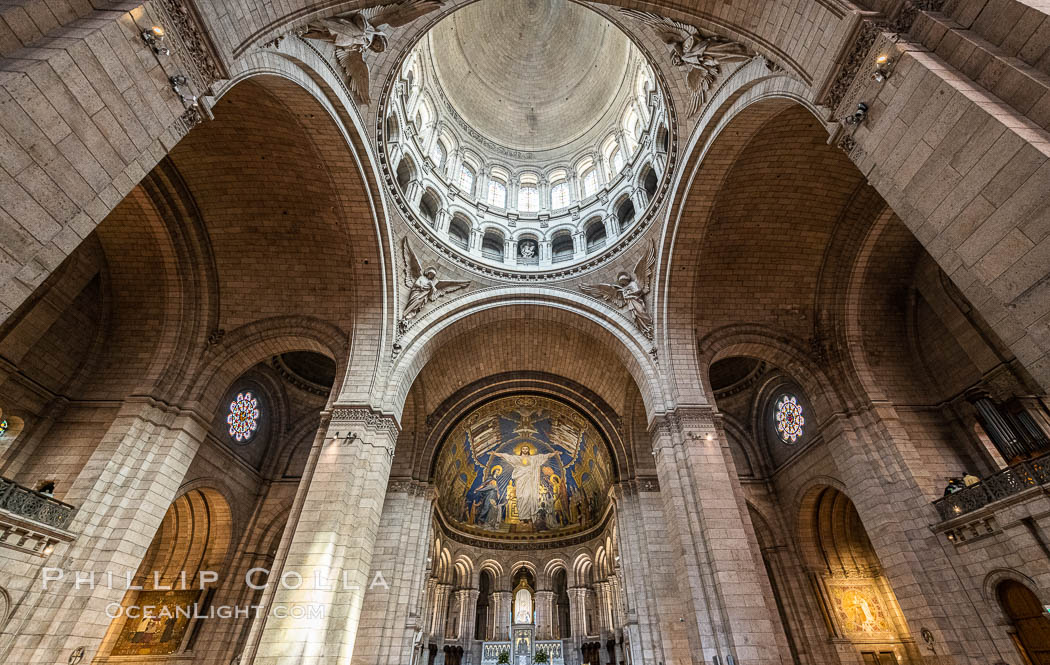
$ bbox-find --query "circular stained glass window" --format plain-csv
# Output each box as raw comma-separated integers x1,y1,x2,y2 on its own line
0,419,7,438
227,392,260,442
774,394,805,444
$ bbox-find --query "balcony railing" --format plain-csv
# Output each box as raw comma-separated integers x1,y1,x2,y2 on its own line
932,452,1050,522
0,477,77,530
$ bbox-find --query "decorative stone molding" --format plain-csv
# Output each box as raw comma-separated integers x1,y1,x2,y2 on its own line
388,478,431,496
942,515,1000,545
172,105,203,138
820,0,945,113
154,0,228,91
330,407,400,435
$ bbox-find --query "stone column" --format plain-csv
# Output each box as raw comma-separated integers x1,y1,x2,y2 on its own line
649,408,783,665
568,587,589,638
435,209,451,234
536,590,555,639
457,588,479,644
432,583,453,640
253,407,400,665
0,397,207,665
603,215,619,240
595,581,613,634
352,481,435,665
539,240,552,266
494,590,512,639
572,231,585,257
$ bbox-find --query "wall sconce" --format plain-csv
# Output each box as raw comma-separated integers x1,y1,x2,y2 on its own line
142,26,170,55
871,54,894,83
843,102,869,126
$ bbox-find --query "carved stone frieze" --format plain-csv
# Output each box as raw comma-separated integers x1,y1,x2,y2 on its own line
820,0,946,113
154,0,227,91
330,407,401,435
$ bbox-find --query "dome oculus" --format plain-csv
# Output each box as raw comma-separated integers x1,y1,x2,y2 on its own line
383,0,670,273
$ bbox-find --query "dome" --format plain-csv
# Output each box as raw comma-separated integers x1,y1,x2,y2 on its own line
433,395,614,543
382,0,671,274
428,0,632,152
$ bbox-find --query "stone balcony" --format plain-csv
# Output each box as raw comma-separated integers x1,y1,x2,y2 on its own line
0,477,77,556
932,452,1050,523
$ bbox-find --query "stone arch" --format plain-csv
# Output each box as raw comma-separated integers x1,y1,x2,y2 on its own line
698,325,842,421
984,568,1050,613
185,316,347,414
572,552,594,588
208,54,397,408
397,153,417,192
384,289,663,423
655,75,823,407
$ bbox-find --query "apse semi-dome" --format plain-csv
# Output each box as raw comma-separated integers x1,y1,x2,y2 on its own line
381,0,672,274
433,395,613,543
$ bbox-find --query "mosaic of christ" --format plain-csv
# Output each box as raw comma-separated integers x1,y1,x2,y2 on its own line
434,395,613,536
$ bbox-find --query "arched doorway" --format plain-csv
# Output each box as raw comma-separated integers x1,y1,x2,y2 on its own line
800,486,914,663
998,580,1050,664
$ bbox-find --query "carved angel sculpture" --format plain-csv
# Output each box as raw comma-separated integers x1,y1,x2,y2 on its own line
621,9,753,116
301,1,443,104
401,237,469,327
581,240,657,339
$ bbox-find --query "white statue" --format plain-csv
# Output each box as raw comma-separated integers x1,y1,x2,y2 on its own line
400,238,470,327
621,9,753,116
581,239,657,339
301,1,444,104
514,586,533,624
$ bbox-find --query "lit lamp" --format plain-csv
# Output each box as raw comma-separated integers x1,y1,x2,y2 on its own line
142,26,170,55
871,54,894,82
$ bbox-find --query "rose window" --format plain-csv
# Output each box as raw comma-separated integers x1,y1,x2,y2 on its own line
227,392,260,442
774,394,805,444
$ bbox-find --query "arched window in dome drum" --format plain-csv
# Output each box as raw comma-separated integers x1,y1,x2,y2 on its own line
550,178,570,209
457,163,476,194
616,198,635,228
585,220,606,251
519,185,538,212
581,168,599,197
448,216,470,249
481,230,504,260
642,166,658,201
396,156,416,192
420,189,440,225
487,176,507,208
552,231,574,263
429,140,446,168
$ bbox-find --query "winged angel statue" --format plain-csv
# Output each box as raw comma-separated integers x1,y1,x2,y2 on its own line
400,238,469,331
621,9,753,117
581,240,656,339
301,1,443,104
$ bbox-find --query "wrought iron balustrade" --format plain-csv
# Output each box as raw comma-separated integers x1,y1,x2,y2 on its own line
933,452,1050,522
0,477,77,530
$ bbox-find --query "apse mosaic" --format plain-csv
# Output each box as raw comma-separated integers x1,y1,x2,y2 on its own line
434,396,613,537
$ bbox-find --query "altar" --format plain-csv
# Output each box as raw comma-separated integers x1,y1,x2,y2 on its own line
479,577,565,665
